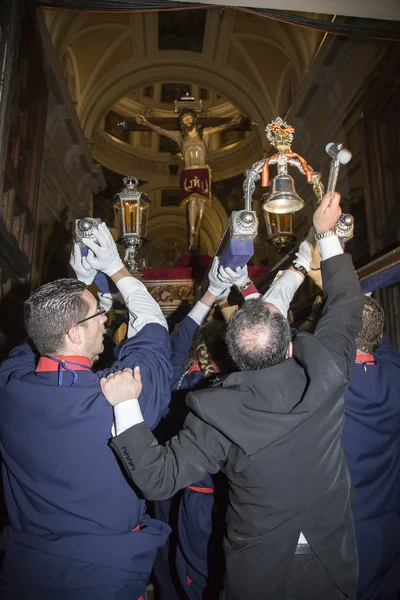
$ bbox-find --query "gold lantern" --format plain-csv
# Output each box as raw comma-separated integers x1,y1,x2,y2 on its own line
114,176,150,272
262,209,296,253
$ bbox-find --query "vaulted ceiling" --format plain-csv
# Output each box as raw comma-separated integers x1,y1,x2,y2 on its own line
44,7,323,259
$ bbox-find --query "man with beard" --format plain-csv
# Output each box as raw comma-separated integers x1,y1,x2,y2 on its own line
136,109,240,249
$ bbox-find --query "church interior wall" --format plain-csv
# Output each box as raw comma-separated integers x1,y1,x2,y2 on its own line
1,4,399,349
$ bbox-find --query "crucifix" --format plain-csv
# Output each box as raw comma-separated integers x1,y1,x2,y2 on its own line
118,95,255,250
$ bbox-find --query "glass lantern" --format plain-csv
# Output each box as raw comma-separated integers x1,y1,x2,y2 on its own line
113,176,150,271
262,202,296,253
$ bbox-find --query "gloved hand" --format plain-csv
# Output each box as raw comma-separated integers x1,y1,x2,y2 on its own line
70,242,96,285
217,264,248,288
207,257,230,300
82,223,124,277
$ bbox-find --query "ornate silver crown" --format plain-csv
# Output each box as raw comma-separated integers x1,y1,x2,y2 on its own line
265,116,294,146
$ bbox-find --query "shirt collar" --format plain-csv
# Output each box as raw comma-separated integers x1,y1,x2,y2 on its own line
36,355,92,372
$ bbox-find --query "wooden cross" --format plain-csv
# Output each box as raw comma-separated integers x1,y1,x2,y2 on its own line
117,116,255,132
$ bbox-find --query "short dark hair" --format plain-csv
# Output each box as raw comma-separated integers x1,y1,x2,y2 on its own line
226,298,291,371
355,296,384,354
24,278,88,355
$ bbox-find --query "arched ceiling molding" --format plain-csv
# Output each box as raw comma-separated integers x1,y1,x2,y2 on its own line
80,58,269,150
64,46,82,107
274,20,312,71
72,23,130,43
213,9,237,65
80,31,132,106
54,13,92,57
44,10,73,46
275,62,292,114
129,13,146,60
227,38,277,116
147,213,187,232
234,33,302,78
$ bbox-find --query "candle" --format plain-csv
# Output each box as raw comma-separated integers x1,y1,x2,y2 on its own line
124,203,130,233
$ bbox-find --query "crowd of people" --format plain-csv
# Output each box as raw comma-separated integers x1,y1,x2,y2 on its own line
0,192,399,600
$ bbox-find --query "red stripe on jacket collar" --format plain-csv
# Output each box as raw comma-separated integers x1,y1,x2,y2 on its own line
35,356,92,372
186,360,218,375
355,354,375,365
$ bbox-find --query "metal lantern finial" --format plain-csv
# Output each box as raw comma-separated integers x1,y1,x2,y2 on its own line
114,175,150,272
122,176,139,192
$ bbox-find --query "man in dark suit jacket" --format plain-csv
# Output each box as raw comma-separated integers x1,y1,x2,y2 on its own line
102,192,364,600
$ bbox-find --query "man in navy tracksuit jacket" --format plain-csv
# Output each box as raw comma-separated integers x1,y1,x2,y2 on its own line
0,223,172,599
342,296,400,600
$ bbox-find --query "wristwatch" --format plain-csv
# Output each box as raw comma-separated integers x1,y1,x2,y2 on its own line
314,229,336,241
238,279,254,292
292,262,308,277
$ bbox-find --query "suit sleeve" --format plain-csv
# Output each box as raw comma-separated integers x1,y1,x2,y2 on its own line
109,406,231,501
314,253,363,379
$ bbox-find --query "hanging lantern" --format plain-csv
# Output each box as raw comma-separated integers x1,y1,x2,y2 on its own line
262,200,296,252
113,176,150,272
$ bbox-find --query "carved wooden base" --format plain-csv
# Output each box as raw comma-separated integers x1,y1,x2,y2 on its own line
143,279,195,315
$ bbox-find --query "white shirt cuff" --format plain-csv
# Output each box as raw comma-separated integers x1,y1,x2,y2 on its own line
262,270,303,317
318,235,343,261
188,300,211,326
116,276,168,335
113,399,144,437
244,292,261,300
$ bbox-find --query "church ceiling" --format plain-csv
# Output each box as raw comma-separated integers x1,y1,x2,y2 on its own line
44,7,323,258
45,7,322,183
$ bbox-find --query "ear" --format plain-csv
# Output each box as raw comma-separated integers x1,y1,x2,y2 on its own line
66,325,83,347
287,340,293,359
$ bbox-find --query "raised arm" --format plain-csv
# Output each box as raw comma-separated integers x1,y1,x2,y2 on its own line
136,114,182,146
170,256,232,387
203,115,242,138
312,193,363,379
82,223,167,337
82,224,172,429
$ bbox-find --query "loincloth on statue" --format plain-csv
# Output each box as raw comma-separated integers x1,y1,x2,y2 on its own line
179,166,212,208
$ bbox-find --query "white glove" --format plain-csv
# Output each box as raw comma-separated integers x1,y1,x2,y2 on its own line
207,257,230,299
294,239,312,273
218,264,248,287
98,292,114,313
70,242,96,285
82,223,124,277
